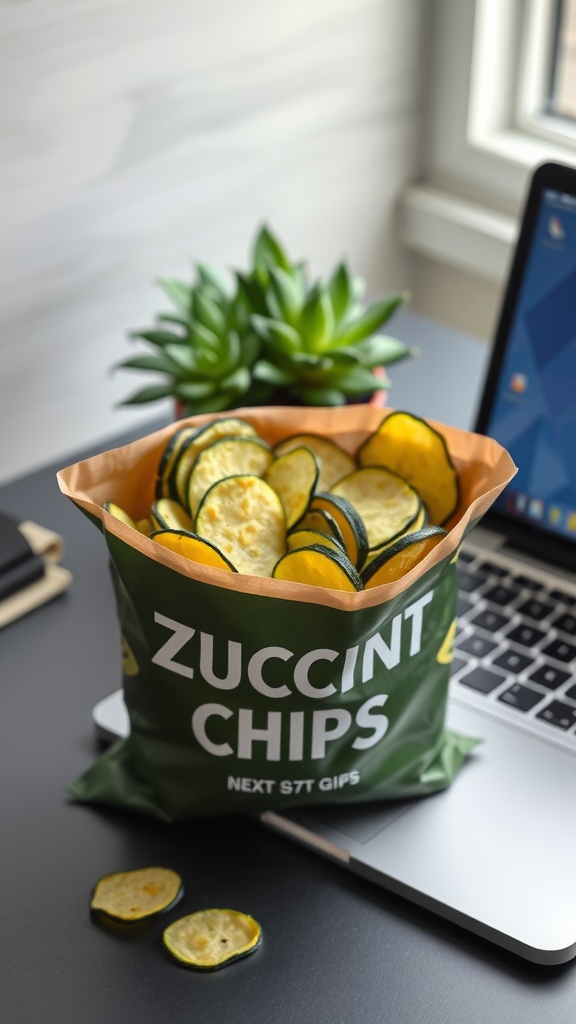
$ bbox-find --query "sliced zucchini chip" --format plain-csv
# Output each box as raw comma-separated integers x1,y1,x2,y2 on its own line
135,517,154,536
90,866,184,923
151,529,238,572
362,501,428,568
357,411,459,526
272,544,363,592
309,492,368,569
265,446,319,529
291,507,346,549
163,908,262,971
196,474,286,577
286,528,345,556
104,501,138,530
331,466,421,552
361,526,446,588
173,417,259,506
273,433,356,491
150,498,195,533
187,436,273,517
156,426,198,500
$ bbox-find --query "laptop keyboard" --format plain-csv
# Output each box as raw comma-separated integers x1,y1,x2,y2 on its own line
453,543,576,744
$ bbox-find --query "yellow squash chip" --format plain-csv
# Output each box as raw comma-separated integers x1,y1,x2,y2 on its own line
163,908,262,970
309,493,368,569
265,446,319,529
361,526,446,588
331,466,421,552
150,498,195,533
104,501,138,530
273,433,356,491
187,436,273,517
90,866,184,922
272,544,362,592
172,417,259,505
151,529,238,572
286,528,345,556
358,411,459,526
196,475,286,577
155,426,198,500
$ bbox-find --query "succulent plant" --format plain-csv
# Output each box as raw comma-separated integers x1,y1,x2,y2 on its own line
118,226,412,414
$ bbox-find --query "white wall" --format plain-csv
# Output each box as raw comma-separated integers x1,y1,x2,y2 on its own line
0,0,425,485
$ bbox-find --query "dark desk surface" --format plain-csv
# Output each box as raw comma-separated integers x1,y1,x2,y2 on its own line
2,312,575,1023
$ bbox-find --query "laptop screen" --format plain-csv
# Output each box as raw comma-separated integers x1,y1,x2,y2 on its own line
478,172,576,555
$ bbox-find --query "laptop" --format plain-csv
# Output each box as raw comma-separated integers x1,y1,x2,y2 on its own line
93,161,576,965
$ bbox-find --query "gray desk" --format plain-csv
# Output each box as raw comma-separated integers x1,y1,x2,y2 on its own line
2,313,575,1023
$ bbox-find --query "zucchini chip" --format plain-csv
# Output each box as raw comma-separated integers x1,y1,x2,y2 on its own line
361,526,446,588
286,528,345,556
292,508,346,549
265,446,319,529
331,467,421,552
196,475,286,577
273,433,356,491
90,866,184,923
173,417,259,505
156,426,198,500
150,498,195,534
151,530,238,571
163,908,262,971
309,493,369,569
187,436,273,517
104,501,138,530
357,411,459,526
272,544,363,592
362,501,428,568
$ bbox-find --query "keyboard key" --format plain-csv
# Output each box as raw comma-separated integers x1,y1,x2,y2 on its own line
469,608,510,632
458,569,485,593
477,560,508,577
516,597,554,621
565,684,576,701
457,634,498,658
536,700,576,730
541,638,576,664
528,664,571,691
458,550,475,565
549,588,576,607
491,649,532,673
498,683,543,712
505,623,546,648
552,612,576,637
459,666,504,694
483,584,519,606
512,574,541,591
457,594,474,617
450,655,469,676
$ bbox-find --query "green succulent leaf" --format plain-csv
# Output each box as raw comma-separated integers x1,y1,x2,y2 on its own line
325,366,386,395
299,284,335,354
157,313,190,328
195,263,232,299
157,278,193,318
219,366,251,395
251,315,301,355
333,292,407,347
267,267,304,327
238,331,261,368
296,386,347,406
235,271,268,317
116,353,181,375
328,262,352,323
252,360,296,386
174,380,217,400
356,334,412,367
129,328,183,348
164,343,197,372
192,290,227,338
252,225,292,276
190,321,221,353
120,384,177,406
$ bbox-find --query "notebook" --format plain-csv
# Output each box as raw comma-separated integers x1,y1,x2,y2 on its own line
93,161,576,965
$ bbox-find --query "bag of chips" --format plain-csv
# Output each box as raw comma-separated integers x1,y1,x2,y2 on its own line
57,405,515,820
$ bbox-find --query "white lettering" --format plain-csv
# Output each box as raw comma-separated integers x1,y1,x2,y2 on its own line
352,694,389,749
247,647,293,699
403,591,434,655
294,648,338,699
152,612,194,679
361,614,401,682
192,703,233,756
237,709,282,761
288,710,305,761
199,632,242,690
341,646,359,693
311,708,352,759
